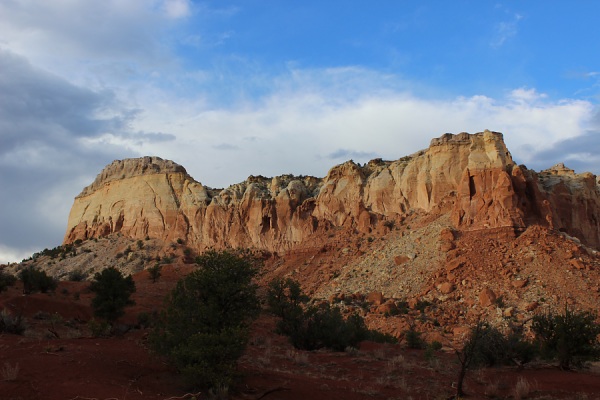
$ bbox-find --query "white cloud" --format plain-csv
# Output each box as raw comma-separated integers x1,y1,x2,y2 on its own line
163,0,191,19
0,244,36,265
123,69,597,187
0,3,598,263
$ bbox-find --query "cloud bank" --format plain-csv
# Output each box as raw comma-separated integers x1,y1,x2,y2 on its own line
1,1,599,263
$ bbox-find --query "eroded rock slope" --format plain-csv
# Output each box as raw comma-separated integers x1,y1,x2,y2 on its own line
64,131,600,251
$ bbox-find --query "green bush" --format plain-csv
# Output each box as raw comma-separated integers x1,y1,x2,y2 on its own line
18,266,57,294
532,307,600,369
267,278,395,351
150,250,260,390
88,318,111,337
89,267,136,323
462,323,535,368
147,263,162,283
0,270,17,292
267,277,307,335
404,325,424,349
288,304,369,351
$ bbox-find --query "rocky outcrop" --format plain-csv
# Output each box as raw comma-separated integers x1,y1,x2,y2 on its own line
64,131,600,251
538,163,600,248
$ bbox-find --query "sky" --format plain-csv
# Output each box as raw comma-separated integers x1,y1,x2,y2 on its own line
1,1,600,263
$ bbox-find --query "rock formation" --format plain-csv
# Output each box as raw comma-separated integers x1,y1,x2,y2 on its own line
64,131,600,251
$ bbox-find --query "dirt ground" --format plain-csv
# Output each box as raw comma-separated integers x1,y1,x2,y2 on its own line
1,265,600,400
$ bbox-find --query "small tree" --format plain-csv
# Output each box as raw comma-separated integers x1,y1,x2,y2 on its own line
18,266,57,294
532,307,600,369
89,267,136,324
267,277,307,336
147,263,162,283
454,321,486,398
150,250,260,390
0,270,17,292
454,321,535,397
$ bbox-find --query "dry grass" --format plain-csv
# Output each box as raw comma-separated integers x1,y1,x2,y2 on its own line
484,380,501,398
372,347,387,360
344,346,360,356
286,350,309,365
1,362,19,381
385,354,408,372
513,377,534,400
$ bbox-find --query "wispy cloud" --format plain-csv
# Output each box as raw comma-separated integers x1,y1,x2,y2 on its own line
327,149,379,161
491,13,523,48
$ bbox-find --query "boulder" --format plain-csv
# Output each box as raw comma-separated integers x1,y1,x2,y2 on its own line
479,288,497,307
437,282,455,294
511,279,529,288
367,291,385,305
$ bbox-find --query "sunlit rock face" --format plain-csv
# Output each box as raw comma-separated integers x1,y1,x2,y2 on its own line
64,131,600,251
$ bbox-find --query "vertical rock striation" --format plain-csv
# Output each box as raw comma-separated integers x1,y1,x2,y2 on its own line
64,131,600,251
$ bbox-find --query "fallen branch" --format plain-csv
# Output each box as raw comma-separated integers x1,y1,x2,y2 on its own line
163,392,202,400
255,386,291,400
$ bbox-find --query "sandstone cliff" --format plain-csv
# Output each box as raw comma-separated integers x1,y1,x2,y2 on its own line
64,131,600,250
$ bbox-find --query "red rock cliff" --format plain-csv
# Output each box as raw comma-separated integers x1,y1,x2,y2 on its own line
64,131,600,250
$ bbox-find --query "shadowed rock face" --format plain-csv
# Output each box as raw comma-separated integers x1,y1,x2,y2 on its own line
64,131,600,251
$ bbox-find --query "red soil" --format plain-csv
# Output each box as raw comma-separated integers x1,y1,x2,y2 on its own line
1,265,599,400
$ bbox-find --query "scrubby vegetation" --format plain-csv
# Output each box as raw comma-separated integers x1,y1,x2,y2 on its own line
147,263,162,283
31,244,76,260
89,267,136,324
67,269,87,282
150,250,260,391
0,270,17,292
0,308,26,335
267,277,396,351
532,307,600,369
18,266,57,294
454,309,600,397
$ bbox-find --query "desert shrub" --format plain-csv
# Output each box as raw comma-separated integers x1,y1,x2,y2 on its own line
404,325,424,349
267,278,395,351
67,269,86,282
88,318,111,337
0,270,17,292
287,304,369,351
415,300,431,313
267,277,307,334
18,266,57,294
89,267,136,324
150,250,260,390
532,307,600,369
454,321,535,397
0,308,26,335
463,323,535,368
395,300,410,315
367,329,398,344
147,263,162,283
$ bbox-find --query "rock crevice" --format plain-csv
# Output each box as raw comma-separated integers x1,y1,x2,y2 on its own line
64,131,600,250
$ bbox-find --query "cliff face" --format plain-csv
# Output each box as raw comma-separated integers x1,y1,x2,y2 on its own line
64,131,600,250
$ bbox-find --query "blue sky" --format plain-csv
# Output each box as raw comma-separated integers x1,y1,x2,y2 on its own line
1,1,599,262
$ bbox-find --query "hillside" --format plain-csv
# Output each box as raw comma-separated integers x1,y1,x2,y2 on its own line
2,130,600,399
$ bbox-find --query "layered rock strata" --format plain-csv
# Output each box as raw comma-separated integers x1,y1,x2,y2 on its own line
64,131,600,250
